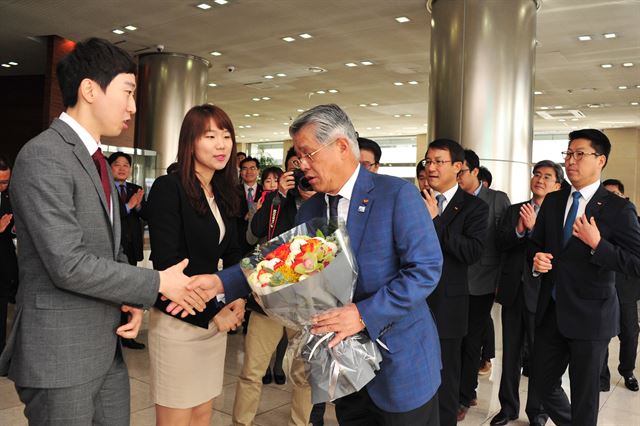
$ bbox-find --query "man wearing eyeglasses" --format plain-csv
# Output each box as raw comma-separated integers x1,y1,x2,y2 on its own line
357,137,381,173
530,129,640,426
421,139,489,426
237,156,263,255
491,160,566,426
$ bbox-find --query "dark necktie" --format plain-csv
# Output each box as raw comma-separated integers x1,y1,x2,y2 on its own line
247,187,254,204
119,183,127,203
328,195,342,225
563,191,582,245
91,148,111,210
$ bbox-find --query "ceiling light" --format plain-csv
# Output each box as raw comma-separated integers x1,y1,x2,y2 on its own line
307,67,326,73
394,82,404,86
600,64,613,68
297,109,304,112
588,104,601,108
264,75,274,79
534,90,543,95
8,61,18,66
603,32,617,39
238,125,245,129
408,81,419,85
631,102,639,106
196,3,212,10
360,61,373,66
210,51,222,56
214,0,228,4
540,106,549,110
375,126,381,130
571,118,579,121
316,90,326,94
577,35,592,41
328,89,338,93
618,85,628,90
404,114,412,117
252,97,261,101
370,103,379,106
359,104,367,107
282,123,289,125
252,113,260,117
112,29,125,35
622,62,634,67
208,83,217,87
299,33,312,39
245,125,252,128
637,85,640,89
244,114,251,117
1,64,10,68
393,114,401,118
558,119,566,122
276,73,287,77
395,16,411,23
554,106,563,109
124,25,137,31
345,62,358,67
282,36,296,42
261,97,270,100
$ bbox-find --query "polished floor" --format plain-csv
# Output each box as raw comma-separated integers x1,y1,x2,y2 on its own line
1,303,639,425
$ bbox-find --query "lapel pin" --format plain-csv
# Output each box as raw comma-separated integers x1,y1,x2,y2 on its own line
597,202,602,206
454,206,459,211
358,206,366,213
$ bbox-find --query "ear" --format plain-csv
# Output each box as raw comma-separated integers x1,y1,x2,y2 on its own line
598,155,607,170
471,168,479,177
335,137,350,154
78,78,97,104
452,161,462,174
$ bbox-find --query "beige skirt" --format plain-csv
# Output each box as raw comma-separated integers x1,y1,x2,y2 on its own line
148,308,227,408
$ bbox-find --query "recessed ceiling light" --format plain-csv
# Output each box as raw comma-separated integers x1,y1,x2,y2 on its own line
316,90,326,94
408,81,419,85
208,83,217,87
631,102,639,106
276,73,287,77
395,16,411,23
124,25,137,31
264,75,274,79
359,104,367,107
210,51,222,56
603,32,617,39
112,29,125,35
252,97,261,101
345,62,358,67
214,0,228,5
244,114,251,117
238,125,245,129
577,35,592,41
282,36,296,42
328,89,338,93
375,126,381,130
252,113,260,117
534,90,543,95
307,67,326,73
554,106,563,109
571,118,579,121
393,114,401,118
261,97,270,100
558,119,566,122
299,33,312,39
360,61,373,66
404,114,412,117
370,103,379,106
394,82,404,86
245,125,252,128
1,64,10,68
600,64,613,68
588,104,601,108
282,122,289,125
622,62,634,67
618,85,628,90
196,3,211,10
297,109,304,112
8,61,18,66
540,106,549,110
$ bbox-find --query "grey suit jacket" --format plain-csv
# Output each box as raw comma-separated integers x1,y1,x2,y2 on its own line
0,118,160,388
467,185,511,295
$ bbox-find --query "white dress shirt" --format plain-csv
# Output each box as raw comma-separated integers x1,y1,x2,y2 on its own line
434,183,459,214
325,164,361,224
564,180,601,224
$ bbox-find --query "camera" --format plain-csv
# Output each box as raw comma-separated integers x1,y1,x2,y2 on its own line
292,168,313,192
226,65,236,73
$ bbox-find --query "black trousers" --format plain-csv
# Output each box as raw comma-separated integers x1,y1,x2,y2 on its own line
0,296,7,354
531,301,607,426
480,316,495,360
497,286,548,423
437,337,462,426
459,293,494,407
600,300,639,384
335,387,439,426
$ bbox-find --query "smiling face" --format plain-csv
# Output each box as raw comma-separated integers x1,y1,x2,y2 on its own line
240,159,259,185
564,138,606,190
425,147,461,193
262,172,279,191
193,120,233,176
110,156,131,182
91,73,136,138
530,166,561,200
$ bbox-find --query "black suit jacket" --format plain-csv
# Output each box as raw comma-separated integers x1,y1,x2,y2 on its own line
427,187,489,339
250,191,298,242
0,190,18,298
530,185,640,340
115,181,145,263
146,173,242,328
495,201,541,312
236,183,263,255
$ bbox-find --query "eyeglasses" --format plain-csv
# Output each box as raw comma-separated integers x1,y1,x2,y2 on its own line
458,168,470,175
240,166,258,172
360,161,378,170
422,159,452,167
561,151,602,161
292,138,338,168
532,171,558,182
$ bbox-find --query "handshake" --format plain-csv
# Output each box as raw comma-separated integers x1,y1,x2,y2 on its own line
158,259,226,318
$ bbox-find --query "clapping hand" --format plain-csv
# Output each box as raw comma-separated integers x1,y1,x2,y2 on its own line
127,189,144,210
518,203,537,233
0,213,12,233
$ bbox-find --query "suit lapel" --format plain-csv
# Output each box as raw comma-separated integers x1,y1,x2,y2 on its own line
346,168,374,255
555,187,571,250
585,184,607,219
439,187,465,227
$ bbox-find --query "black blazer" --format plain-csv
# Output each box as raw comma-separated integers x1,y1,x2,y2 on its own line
426,187,489,339
0,190,18,298
115,181,145,263
146,173,242,328
236,183,263,255
529,185,640,340
495,201,541,312
250,191,298,242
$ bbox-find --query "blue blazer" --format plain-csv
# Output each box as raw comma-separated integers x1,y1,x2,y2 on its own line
221,167,443,412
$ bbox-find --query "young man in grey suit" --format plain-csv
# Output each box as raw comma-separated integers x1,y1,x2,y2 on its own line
0,38,207,426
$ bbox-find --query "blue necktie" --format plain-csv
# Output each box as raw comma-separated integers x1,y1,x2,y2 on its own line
436,194,445,215
563,191,582,246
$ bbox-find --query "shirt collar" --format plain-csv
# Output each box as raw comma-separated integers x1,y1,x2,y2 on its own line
570,179,600,203
435,183,459,203
331,164,360,202
59,112,100,156
243,183,257,192
473,183,483,196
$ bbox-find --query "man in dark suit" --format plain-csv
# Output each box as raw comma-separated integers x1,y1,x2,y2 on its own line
108,151,147,350
422,139,489,426
456,149,510,419
530,129,640,426
599,178,640,392
491,160,565,426
0,156,18,354
237,156,262,255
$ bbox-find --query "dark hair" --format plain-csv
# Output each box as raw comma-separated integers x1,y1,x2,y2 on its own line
237,152,247,158
478,166,492,187
177,104,240,216
261,166,283,184
602,178,625,194
568,128,611,167
107,151,132,166
358,137,382,163
56,38,137,108
427,139,465,163
533,160,564,183
416,160,426,178
285,147,298,167
0,155,11,171
166,162,179,174
463,149,480,172
240,156,260,169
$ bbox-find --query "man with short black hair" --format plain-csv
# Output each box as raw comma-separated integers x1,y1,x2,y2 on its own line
237,156,262,254
358,137,382,173
531,129,640,425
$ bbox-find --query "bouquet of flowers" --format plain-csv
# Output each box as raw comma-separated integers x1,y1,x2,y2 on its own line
240,218,382,403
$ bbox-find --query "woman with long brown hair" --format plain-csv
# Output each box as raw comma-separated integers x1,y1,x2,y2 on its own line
146,104,246,425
